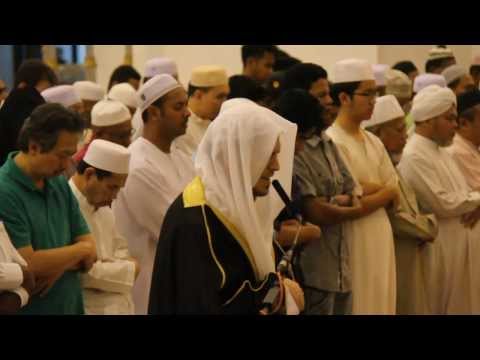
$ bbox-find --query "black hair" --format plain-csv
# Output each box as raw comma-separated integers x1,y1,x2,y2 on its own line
141,96,166,124
330,81,362,107
187,84,212,98
77,159,113,179
282,63,328,92
392,61,418,76
14,59,58,88
273,89,324,132
425,57,454,73
17,103,85,153
470,65,480,77
241,45,277,66
108,65,141,90
227,75,266,102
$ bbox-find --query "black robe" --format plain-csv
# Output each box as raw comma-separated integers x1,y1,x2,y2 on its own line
148,194,277,315
0,87,45,165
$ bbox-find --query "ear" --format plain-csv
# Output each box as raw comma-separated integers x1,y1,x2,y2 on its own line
338,92,351,106
192,89,203,100
84,167,96,181
28,140,41,155
246,57,256,68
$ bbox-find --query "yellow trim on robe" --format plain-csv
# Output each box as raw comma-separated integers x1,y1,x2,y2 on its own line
182,176,260,280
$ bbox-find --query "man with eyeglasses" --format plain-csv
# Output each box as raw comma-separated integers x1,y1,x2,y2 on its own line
327,58,400,315
398,85,480,314
113,74,196,315
363,95,438,315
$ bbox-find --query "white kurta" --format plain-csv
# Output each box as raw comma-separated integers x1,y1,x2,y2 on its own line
327,123,397,315
0,221,28,304
69,180,136,315
112,137,196,315
175,110,211,159
398,133,480,314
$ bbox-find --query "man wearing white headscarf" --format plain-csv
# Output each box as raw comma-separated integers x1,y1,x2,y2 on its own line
70,140,139,315
148,98,301,314
327,59,399,315
113,74,195,315
442,65,475,96
398,85,480,314
364,95,438,314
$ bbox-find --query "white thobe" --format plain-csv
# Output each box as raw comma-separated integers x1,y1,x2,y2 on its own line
69,180,136,315
398,133,480,314
113,137,196,314
174,110,211,159
327,123,397,315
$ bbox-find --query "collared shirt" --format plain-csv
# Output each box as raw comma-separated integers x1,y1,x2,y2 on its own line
0,152,90,314
69,180,136,315
447,134,480,191
293,132,355,292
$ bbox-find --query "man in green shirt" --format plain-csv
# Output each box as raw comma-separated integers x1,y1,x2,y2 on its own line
0,103,96,314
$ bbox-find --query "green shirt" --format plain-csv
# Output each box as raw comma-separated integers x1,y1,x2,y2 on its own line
0,152,90,314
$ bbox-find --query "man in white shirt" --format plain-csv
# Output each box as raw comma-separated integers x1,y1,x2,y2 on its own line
398,84,480,314
175,65,229,159
70,137,139,314
113,74,196,314
0,221,35,314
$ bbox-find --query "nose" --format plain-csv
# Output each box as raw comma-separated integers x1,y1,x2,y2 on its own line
185,107,191,118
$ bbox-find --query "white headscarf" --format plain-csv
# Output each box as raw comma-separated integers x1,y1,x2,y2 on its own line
194,99,297,280
411,84,457,123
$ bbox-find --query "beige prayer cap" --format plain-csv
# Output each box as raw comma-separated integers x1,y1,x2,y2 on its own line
73,81,105,101
84,139,130,174
442,64,467,86
363,95,405,129
41,85,81,107
333,58,375,84
385,69,412,99
428,46,454,60
91,100,131,127
411,85,456,123
190,65,228,87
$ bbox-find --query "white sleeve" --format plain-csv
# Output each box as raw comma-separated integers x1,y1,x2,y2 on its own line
398,155,480,218
0,263,23,290
10,287,29,307
82,259,136,294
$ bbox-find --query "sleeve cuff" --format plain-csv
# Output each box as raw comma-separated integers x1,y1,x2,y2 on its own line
0,263,24,290
11,287,29,307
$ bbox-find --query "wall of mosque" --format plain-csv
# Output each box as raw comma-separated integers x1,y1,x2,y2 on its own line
93,45,478,89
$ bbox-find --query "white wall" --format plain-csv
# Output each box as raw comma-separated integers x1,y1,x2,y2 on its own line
93,45,478,90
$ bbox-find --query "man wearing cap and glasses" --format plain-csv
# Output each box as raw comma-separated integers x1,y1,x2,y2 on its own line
113,74,195,315
398,85,480,314
70,139,139,315
364,95,438,314
327,58,400,315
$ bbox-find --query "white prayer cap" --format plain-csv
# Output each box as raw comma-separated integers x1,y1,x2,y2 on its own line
385,69,412,99
333,58,375,84
372,64,390,86
363,95,405,129
190,65,228,87
413,73,446,93
137,74,182,112
144,57,178,78
73,81,105,101
428,46,454,60
91,99,131,127
411,84,456,123
108,83,137,109
442,64,467,86
41,85,81,107
83,139,130,174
